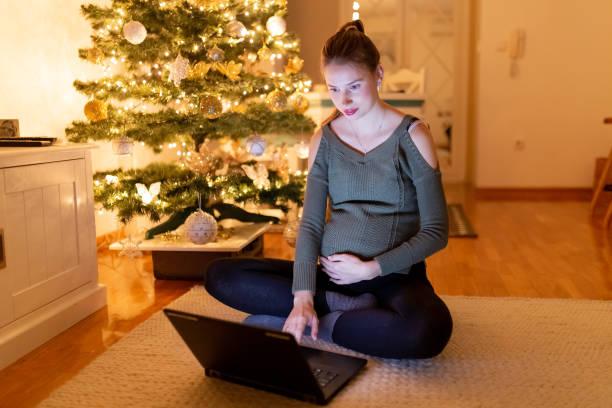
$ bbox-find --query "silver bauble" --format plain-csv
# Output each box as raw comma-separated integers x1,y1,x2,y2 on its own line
123,21,147,45
183,209,217,244
227,20,247,38
283,217,300,247
246,134,267,156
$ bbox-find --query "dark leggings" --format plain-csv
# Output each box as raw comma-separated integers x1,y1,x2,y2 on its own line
204,257,453,359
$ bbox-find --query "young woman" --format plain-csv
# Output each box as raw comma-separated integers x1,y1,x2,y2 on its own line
205,20,452,359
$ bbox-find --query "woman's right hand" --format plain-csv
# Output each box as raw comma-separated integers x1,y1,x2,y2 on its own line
283,291,319,342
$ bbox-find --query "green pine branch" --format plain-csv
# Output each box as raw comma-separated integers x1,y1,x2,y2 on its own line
67,103,315,151
94,162,306,223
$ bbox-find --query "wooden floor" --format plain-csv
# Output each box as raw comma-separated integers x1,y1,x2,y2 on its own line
1,183,611,407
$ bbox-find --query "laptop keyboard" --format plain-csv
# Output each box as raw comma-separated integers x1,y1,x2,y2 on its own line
312,368,339,388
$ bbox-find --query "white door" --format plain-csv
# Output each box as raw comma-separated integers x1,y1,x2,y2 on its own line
0,159,91,325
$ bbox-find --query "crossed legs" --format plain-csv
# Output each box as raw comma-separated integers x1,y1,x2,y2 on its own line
204,257,452,359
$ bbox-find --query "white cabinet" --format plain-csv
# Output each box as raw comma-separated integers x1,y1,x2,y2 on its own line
0,145,106,370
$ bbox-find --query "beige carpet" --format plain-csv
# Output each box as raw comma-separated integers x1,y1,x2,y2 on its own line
39,286,612,407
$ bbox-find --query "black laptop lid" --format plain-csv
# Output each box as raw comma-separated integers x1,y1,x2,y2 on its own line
164,309,322,397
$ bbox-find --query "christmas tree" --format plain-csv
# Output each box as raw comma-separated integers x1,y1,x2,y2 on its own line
67,0,315,239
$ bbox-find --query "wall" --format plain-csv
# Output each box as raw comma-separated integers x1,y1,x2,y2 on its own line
0,0,175,235
474,0,612,187
286,0,340,85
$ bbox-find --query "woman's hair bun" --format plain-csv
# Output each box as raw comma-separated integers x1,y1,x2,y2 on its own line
339,20,365,34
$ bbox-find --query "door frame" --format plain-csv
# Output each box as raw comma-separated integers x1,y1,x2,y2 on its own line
338,0,471,182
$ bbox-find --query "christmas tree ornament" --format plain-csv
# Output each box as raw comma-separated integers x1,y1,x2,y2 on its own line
84,100,107,122
266,90,287,112
266,15,287,36
123,21,147,45
86,47,104,64
112,136,134,156
283,217,301,247
289,92,310,114
135,182,161,205
284,56,304,74
215,61,242,81
257,45,273,61
183,209,217,244
207,45,225,63
188,61,211,78
182,141,217,175
226,20,247,38
200,95,223,119
169,53,189,86
294,139,310,159
245,133,267,156
216,224,233,240
241,163,271,189
118,237,143,259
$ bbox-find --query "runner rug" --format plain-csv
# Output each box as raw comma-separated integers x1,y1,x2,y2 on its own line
448,203,477,238
39,286,611,407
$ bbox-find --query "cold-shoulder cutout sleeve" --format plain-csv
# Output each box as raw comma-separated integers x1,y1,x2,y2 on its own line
307,127,323,170
373,120,449,276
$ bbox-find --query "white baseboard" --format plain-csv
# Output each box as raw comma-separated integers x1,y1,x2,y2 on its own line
0,282,107,370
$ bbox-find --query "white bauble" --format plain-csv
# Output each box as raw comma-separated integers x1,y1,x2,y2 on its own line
227,20,247,38
246,134,267,156
183,209,217,244
266,16,286,36
123,21,147,45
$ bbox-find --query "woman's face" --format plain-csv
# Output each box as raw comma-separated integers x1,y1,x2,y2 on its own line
323,61,380,120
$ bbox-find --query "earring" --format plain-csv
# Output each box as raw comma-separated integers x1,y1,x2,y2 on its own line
377,81,382,91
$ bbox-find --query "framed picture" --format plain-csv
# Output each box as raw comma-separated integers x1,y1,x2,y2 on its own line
0,120,19,138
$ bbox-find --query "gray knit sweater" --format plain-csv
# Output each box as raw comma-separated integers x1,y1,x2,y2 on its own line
292,115,449,293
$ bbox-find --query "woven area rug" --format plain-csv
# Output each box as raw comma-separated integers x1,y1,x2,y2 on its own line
39,286,611,407
448,204,477,238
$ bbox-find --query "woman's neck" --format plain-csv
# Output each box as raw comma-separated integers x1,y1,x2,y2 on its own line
343,101,387,133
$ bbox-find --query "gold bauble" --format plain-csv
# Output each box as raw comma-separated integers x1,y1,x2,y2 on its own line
200,95,223,119
257,45,273,61
207,46,225,63
84,100,107,122
86,48,104,64
289,92,310,114
284,56,303,74
266,90,287,112
188,61,212,78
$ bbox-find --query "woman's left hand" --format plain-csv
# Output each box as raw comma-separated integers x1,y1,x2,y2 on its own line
320,254,381,285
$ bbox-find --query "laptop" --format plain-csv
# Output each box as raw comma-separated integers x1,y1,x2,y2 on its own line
164,309,367,405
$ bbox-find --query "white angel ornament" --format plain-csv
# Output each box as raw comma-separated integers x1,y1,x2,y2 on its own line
241,163,270,190
135,182,161,204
